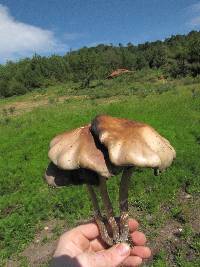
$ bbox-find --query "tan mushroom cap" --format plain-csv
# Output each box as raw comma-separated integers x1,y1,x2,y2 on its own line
91,115,176,171
48,124,112,178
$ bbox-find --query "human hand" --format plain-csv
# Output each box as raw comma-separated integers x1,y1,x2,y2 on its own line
51,219,151,267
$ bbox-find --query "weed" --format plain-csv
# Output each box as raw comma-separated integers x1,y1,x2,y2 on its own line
2,108,8,116
9,106,16,114
48,97,56,104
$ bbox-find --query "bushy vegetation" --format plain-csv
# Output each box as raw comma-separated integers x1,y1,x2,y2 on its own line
0,30,200,98
0,76,200,266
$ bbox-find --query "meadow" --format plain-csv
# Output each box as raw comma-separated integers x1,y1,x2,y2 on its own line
0,72,200,266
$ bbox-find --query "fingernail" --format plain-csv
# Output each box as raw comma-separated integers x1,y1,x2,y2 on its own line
116,243,130,256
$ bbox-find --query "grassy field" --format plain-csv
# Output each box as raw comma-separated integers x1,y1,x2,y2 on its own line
0,73,200,266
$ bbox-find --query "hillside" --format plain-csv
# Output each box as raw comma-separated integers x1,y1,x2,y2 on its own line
0,73,200,266
0,30,200,98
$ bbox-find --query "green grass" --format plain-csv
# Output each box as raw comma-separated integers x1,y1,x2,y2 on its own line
0,75,200,266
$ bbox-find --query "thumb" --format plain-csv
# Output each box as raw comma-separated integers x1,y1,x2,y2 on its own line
78,243,130,267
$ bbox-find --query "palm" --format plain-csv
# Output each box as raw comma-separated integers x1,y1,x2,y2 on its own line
53,219,151,267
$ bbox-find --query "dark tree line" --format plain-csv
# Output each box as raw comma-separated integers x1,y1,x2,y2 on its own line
0,30,200,98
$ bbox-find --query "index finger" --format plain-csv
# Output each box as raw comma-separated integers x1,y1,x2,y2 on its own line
75,222,100,240
74,217,139,242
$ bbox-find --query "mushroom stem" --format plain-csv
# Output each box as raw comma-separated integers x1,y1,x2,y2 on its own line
86,184,113,246
119,167,134,243
99,176,120,244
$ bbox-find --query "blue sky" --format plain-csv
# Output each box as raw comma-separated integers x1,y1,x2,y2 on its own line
0,0,200,63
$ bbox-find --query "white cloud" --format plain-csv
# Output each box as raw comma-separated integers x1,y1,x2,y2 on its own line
187,2,200,27
0,4,67,63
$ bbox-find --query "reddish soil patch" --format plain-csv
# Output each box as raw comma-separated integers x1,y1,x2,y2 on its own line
106,69,132,79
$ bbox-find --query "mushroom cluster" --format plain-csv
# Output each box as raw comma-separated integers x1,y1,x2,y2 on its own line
44,115,176,246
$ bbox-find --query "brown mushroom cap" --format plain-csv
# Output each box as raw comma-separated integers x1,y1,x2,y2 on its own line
48,124,113,178
91,115,176,171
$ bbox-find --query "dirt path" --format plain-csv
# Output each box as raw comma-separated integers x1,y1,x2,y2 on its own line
0,94,121,118
0,95,88,117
